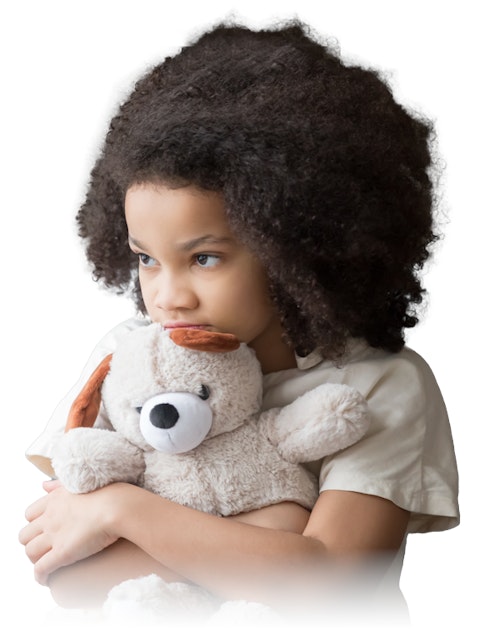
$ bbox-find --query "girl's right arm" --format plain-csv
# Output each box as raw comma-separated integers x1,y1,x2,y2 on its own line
41,482,311,608
21,477,409,610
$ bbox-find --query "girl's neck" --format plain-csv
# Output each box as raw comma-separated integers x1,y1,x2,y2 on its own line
249,317,297,374
260,342,297,374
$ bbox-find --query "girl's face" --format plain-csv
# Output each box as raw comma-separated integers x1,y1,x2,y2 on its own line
125,183,295,373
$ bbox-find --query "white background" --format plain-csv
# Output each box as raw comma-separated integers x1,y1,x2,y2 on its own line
2,0,498,627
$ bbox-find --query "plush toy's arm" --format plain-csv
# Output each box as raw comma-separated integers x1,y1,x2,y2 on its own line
52,428,145,494
259,383,370,463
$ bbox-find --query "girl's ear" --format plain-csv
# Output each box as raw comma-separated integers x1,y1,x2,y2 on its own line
65,354,113,431
169,328,240,352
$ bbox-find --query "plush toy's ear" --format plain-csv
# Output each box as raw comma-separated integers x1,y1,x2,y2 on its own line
65,354,113,431
169,329,240,352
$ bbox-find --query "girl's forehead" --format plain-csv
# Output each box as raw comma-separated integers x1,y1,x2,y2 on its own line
124,182,239,249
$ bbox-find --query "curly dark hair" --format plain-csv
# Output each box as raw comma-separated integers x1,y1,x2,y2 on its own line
77,21,439,360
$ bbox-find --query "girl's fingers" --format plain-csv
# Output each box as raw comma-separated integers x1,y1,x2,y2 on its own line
35,548,74,587
24,495,48,522
42,479,61,493
18,519,42,546
24,533,52,565
20,484,119,584
34,552,54,586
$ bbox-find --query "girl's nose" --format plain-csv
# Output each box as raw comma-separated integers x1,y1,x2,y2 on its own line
154,272,198,311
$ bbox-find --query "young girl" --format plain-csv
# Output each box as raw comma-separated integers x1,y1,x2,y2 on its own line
19,20,459,623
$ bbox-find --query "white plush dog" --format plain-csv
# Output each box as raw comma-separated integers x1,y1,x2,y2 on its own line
51,324,370,621
52,323,370,514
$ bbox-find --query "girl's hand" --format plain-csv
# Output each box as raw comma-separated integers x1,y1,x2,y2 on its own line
19,481,120,586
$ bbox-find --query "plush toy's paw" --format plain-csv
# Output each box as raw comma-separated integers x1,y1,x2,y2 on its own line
263,383,370,463
52,427,145,493
103,574,218,624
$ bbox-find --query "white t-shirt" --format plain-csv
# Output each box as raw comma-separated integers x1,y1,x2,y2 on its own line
26,317,459,536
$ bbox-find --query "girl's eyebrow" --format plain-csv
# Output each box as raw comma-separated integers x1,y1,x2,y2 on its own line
128,234,234,251
179,235,234,251
128,236,148,250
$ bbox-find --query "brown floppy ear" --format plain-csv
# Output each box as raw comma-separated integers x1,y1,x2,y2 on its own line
170,329,240,353
65,354,113,431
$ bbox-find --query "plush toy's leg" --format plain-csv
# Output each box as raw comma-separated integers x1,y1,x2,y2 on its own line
103,575,286,628
103,574,219,624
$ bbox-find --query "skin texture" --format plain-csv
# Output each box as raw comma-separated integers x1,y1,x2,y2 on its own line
23,483,409,609
125,184,297,374
19,186,410,610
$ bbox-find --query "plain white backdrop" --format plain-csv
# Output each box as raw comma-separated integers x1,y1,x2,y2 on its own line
2,0,498,627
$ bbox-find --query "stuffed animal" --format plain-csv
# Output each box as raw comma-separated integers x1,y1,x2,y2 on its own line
52,323,370,516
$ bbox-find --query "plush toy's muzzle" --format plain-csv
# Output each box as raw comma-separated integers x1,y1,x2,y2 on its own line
140,391,213,454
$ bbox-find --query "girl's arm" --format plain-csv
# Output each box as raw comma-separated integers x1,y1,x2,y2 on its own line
115,485,409,605
21,480,409,608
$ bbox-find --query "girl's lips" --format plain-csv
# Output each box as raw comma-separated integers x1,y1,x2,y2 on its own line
162,323,209,330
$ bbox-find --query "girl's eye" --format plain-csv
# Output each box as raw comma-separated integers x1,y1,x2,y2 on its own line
138,253,157,268
195,254,220,268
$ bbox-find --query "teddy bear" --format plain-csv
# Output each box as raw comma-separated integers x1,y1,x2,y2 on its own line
52,323,370,516
50,323,371,622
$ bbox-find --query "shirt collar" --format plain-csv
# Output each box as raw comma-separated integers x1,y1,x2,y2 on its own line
294,338,370,371
294,349,324,370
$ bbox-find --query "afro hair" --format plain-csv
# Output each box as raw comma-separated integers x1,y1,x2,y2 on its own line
77,21,439,360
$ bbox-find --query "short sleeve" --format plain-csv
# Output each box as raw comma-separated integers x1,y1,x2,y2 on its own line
26,317,148,476
318,348,459,533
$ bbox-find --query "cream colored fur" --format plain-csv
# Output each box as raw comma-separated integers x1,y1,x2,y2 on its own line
52,323,370,515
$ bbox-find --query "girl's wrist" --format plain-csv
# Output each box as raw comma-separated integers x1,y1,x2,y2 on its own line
101,482,145,540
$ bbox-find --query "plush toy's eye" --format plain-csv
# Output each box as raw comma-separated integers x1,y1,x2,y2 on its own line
198,385,210,400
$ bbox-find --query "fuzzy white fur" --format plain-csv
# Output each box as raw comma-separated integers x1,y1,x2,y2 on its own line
53,323,369,515
102,574,284,627
51,324,370,620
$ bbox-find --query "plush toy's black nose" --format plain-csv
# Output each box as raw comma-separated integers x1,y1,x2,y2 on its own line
150,403,179,429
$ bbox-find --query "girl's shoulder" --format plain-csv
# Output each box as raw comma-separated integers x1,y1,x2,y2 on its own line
263,341,442,411
264,342,459,534
91,316,150,351
26,317,149,476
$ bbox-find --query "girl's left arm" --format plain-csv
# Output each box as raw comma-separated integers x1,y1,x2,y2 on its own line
20,480,409,606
